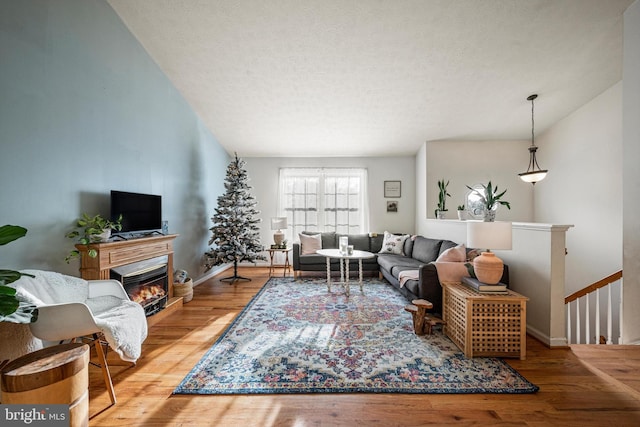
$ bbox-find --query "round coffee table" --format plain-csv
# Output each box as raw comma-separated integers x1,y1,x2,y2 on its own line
316,248,375,296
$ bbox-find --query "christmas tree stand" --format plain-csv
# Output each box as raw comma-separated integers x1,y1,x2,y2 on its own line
220,261,252,282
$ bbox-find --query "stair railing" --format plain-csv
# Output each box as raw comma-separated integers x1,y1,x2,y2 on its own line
565,271,623,345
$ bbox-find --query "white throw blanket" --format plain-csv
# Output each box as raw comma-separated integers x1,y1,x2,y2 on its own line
13,270,147,363
398,262,470,288
398,269,420,288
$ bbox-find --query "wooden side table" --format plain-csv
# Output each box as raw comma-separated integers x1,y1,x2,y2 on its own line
267,247,292,277
442,282,528,360
1,343,90,427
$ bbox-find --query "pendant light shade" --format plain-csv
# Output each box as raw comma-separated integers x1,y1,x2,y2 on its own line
518,94,548,185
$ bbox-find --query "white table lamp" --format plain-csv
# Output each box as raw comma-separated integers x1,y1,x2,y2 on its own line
271,217,287,246
466,221,512,284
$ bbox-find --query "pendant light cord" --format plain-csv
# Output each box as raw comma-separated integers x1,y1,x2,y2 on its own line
527,93,538,147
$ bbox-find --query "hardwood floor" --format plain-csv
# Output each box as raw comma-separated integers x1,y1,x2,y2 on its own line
89,268,640,426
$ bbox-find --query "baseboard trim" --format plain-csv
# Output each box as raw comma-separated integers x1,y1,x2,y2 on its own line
526,324,568,348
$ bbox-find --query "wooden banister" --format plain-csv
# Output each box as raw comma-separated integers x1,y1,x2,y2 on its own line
565,270,622,304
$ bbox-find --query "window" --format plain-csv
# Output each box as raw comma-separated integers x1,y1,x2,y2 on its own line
278,168,369,237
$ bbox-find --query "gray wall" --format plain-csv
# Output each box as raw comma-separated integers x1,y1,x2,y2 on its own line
0,0,230,280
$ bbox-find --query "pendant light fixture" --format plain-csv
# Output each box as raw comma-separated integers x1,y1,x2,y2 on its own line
518,94,548,184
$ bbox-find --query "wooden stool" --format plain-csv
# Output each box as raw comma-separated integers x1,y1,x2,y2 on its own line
404,299,445,335
1,343,90,427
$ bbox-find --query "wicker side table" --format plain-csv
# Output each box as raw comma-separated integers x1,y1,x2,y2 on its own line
442,282,528,360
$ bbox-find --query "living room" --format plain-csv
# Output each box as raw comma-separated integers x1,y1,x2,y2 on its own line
1,0,640,424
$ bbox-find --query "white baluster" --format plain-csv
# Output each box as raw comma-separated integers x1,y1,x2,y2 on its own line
576,298,581,344
585,293,590,344
595,288,600,345
619,278,624,344
567,302,572,344
607,285,613,345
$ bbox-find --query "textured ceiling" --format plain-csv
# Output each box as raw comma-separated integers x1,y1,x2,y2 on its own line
107,0,632,157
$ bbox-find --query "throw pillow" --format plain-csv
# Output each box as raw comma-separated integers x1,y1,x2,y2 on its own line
378,231,409,255
466,248,482,262
299,233,321,255
436,244,467,262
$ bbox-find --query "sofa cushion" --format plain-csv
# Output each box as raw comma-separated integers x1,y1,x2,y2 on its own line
370,233,384,253
439,239,458,255
390,262,422,279
321,232,337,249
403,235,415,258
299,233,322,255
377,254,422,275
379,231,409,255
299,254,338,266
436,244,467,262
411,236,443,263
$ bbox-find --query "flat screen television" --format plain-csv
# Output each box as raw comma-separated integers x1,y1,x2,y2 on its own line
110,190,162,233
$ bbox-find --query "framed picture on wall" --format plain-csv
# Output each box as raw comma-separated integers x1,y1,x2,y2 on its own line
387,201,398,212
384,181,401,198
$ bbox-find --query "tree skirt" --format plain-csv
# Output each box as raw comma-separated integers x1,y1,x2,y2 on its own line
173,278,538,395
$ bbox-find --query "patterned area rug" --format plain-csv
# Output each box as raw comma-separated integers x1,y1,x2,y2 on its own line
173,278,538,394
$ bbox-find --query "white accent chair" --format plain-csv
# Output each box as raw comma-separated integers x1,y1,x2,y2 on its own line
28,279,138,406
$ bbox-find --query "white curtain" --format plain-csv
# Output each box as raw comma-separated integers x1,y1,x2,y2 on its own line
278,168,369,239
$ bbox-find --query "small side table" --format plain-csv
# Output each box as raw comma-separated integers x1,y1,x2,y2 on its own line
267,247,292,277
442,282,528,360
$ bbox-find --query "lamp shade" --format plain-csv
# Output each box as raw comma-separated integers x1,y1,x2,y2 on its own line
519,169,548,184
270,217,287,230
466,221,512,250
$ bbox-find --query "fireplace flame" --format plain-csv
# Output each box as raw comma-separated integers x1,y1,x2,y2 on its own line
130,284,166,305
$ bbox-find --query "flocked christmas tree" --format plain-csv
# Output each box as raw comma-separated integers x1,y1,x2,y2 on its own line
205,153,266,282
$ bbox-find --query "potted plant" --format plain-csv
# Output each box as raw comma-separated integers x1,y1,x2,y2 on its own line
466,181,511,221
0,225,38,323
65,213,122,262
434,179,451,219
457,204,467,221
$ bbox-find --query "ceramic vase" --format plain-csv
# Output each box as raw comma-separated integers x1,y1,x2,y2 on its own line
96,229,111,241
473,251,504,284
483,209,496,222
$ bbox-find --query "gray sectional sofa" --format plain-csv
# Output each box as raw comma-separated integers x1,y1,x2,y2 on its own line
292,232,509,317
292,232,383,275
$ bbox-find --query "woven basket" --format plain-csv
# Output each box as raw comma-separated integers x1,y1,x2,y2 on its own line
174,278,193,303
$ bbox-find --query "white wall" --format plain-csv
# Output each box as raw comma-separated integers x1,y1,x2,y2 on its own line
623,0,640,344
417,139,532,235
244,156,416,263
428,140,533,222
424,219,572,347
534,83,623,296
415,143,428,233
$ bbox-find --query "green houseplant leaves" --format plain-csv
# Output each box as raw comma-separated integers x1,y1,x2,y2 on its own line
466,181,511,221
0,225,38,323
435,179,451,217
65,213,122,262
